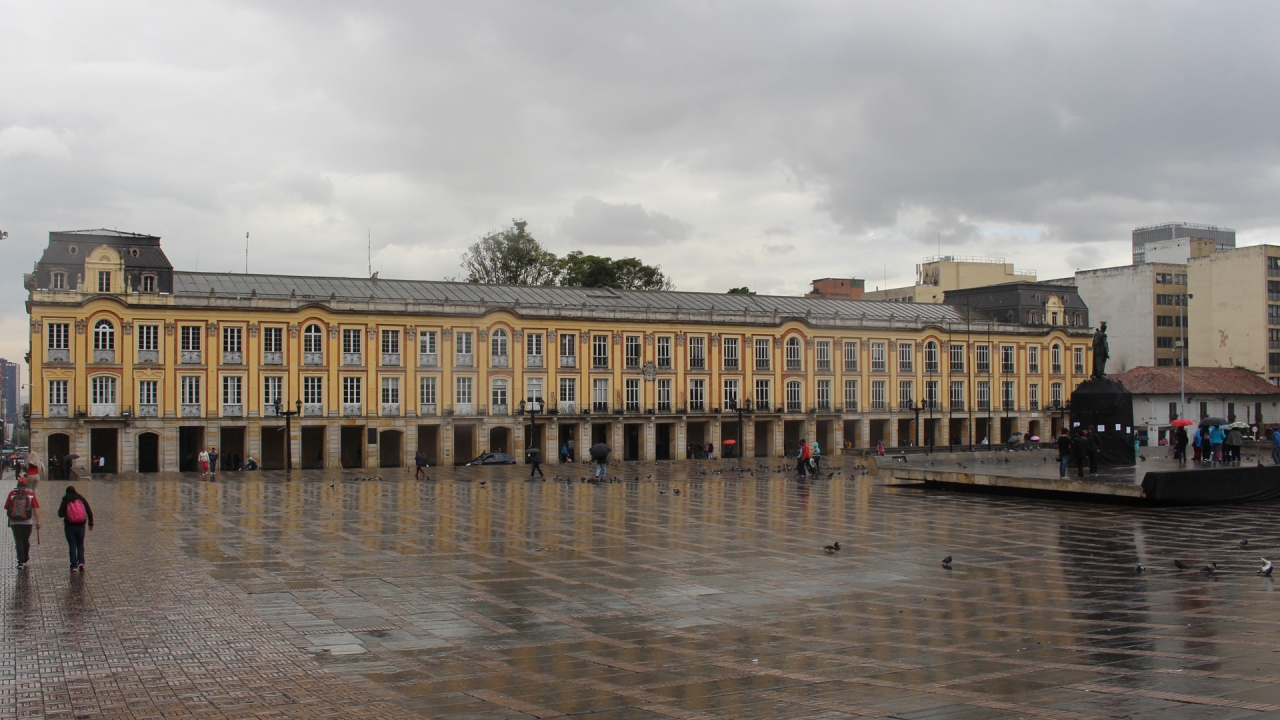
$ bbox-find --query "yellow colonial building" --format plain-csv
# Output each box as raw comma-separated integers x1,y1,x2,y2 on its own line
26,230,1094,474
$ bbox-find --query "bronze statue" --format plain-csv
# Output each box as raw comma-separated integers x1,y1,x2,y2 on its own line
1091,321,1109,379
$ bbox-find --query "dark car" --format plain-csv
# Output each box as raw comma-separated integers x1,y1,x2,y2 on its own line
466,452,517,466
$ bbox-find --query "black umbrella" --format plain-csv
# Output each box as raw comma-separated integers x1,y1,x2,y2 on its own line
590,443,612,460
65,454,80,461
1199,417,1227,427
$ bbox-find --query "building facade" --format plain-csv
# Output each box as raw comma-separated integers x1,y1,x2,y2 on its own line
862,256,1036,303
0,359,19,427
1188,244,1280,384
1112,366,1280,445
1132,222,1235,264
26,232,1094,474
943,282,1088,328
1073,263,1190,373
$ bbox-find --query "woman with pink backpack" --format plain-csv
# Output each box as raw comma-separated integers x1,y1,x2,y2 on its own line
57,486,94,573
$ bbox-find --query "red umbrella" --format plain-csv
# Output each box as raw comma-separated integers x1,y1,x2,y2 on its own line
722,439,737,444
1170,418,1194,427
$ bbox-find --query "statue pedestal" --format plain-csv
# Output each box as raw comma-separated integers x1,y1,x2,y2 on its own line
1071,377,1136,466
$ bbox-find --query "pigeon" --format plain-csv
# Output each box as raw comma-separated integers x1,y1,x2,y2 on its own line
1240,539,1249,548
1174,560,1189,570
823,542,841,553
1201,562,1218,574
659,490,667,495
479,481,486,487
942,555,952,568
673,488,681,495
1260,559,1274,576
1139,455,1146,461
1136,564,1145,574
329,482,335,488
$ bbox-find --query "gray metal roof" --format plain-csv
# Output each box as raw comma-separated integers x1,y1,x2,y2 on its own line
173,271,971,323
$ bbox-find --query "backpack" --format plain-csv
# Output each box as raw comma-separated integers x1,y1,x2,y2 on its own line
66,498,87,524
8,490,32,521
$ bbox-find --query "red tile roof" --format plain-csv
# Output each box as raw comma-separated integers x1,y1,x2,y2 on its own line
1113,366,1280,396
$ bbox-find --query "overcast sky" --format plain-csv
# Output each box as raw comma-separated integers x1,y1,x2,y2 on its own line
2,1,1279,390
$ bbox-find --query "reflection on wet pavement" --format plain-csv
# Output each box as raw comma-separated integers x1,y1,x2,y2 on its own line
7,457,1280,718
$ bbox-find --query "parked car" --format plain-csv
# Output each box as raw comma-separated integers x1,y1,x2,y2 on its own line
465,452,517,466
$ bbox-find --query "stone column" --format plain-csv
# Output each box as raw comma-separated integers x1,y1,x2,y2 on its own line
643,418,655,461
327,423,341,469
833,422,844,456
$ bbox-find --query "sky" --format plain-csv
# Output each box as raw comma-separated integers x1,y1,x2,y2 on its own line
3,1,1280,392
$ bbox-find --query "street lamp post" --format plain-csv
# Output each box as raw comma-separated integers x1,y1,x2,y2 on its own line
1180,293,1193,419
729,397,753,467
904,400,921,448
520,396,544,461
274,398,302,472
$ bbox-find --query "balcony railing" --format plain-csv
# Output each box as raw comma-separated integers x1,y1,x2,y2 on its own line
977,401,991,411
724,359,739,371
554,401,574,414
755,401,771,412
1028,364,1039,374
304,403,324,417
382,353,400,367
264,404,279,417
951,400,965,411
491,404,508,416
419,403,437,416
898,364,913,373
870,401,887,411
925,362,939,374
1029,400,1040,411
1002,400,1016,411
223,404,243,417
817,360,831,372
491,355,508,368
455,402,473,415
786,360,802,371
755,360,771,371
593,401,609,413
658,358,672,369
950,363,964,373
263,351,283,365
626,401,640,412
342,353,362,366
180,350,201,364
1002,363,1015,374
94,349,116,363
343,403,362,416
223,352,243,365
136,350,159,364
455,353,473,367
181,404,202,417
303,352,323,366
560,355,576,368
382,402,400,416
48,349,70,363
846,361,858,372
786,401,802,413
1052,364,1063,374
843,401,858,412
690,358,705,370
817,401,831,411
658,401,672,412
626,358,640,369
90,403,118,417
48,404,68,417
419,353,437,367
593,358,609,370
527,355,543,368
690,401,705,412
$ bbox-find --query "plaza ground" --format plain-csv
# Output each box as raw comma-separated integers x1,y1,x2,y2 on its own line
5,458,1280,719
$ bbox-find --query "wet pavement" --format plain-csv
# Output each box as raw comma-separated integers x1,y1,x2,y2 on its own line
7,457,1280,718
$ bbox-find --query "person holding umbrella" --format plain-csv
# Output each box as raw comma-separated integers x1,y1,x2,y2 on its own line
527,446,544,479
590,442,611,479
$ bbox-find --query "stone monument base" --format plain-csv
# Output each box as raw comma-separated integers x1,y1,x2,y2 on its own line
1070,377,1136,466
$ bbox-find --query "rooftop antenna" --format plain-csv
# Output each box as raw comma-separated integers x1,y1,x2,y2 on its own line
938,231,941,258
367,228,372,278
245,232,249,274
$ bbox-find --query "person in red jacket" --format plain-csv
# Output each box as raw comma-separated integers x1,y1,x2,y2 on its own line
4,476,40,568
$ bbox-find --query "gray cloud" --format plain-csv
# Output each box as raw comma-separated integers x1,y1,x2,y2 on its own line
556,197,692,248
0,1,1278,372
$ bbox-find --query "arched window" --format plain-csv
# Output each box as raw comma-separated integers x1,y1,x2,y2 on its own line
491,328,508,357
93,320,115,350
1051,344,1062,374
785,336,802,370
303,324,323,353
924,341,939,373
786,380,803,412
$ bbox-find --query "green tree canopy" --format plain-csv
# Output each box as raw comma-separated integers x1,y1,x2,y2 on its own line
461,220,560,286
460,221,674,290
726,287,755,295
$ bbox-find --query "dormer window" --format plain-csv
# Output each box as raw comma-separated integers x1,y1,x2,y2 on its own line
141,274,155,293
51,272,65,290
97,271,111,293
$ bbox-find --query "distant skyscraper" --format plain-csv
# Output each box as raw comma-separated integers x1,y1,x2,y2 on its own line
0,359,18,426
1133,222,1235,264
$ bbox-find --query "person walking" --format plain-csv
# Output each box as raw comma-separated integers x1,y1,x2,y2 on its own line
811,440,822,474
57,486,93,573
796,439,810,478
1056,430,1072,478
415,450,428,479
1226,427,1244,464
1070,429,1091,479
1174,426,1189,465
208,447,219,477
198,448,210,479
590,443,611,479
1086,429,1101,474
875,439,885,456
527,448,544,479
1209,425,1225,464
1271,426,1280,465
5,476,39,569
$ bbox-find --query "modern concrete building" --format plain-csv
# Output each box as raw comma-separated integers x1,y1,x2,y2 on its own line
1132,222,1235,264
862,256,1035,303
26,230,1093,474
1073,263,1190,373
1113,366,1280,445
0,359,19,426
1142,236,1219,264
1188,244,1280,384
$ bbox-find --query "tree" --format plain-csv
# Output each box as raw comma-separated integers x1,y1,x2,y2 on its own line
461,220,560,286
726,287,755,295
555,252,674,291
